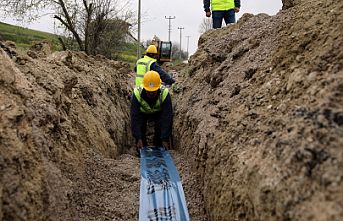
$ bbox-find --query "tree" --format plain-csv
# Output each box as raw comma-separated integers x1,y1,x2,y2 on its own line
171,43,188,61
89,18,132,59
199,17,212,34
85,2,134,58
0,0,134,57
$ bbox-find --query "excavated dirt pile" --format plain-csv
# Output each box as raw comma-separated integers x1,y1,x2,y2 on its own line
173,0,342,220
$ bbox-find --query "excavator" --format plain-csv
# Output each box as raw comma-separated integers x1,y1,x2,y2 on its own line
150,36,172,65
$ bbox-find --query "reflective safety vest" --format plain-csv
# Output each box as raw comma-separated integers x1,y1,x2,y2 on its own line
211,0,235,11
135,56,156,87
134,86,169,114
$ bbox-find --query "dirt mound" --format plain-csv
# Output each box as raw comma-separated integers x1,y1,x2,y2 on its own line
0,41,137,220
173,0,343,220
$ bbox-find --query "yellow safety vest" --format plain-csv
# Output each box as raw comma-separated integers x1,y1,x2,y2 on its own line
211,0,235,11
135,56,156,87
133,86,169,114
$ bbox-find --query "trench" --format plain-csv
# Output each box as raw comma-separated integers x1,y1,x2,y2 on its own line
2,0,343,220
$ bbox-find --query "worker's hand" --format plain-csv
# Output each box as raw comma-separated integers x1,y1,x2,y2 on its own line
234,7,240,13
205,11,211,17
136,139,143,149
162,141,170,150
135,139,144,158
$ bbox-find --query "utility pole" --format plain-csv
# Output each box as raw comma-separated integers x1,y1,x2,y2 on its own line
165,16,176,42
137,0,141,59
185,36,191,59
177,27,184,60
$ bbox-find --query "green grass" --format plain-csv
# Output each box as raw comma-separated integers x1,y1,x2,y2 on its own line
119,52,137,67
0,22,61,50
117,43,144,67
0,21,138,65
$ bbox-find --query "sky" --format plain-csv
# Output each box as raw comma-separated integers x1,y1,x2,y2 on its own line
1,0,282,56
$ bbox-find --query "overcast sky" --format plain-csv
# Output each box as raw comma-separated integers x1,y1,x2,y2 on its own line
2,0,282,56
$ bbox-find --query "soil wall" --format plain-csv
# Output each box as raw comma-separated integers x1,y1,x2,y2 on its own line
173,0,343,220
0,43,134,220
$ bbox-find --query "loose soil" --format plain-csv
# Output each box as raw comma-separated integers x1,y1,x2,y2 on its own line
1,0,342,220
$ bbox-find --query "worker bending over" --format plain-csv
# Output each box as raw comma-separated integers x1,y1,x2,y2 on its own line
131,71,173,154
135,45,175,87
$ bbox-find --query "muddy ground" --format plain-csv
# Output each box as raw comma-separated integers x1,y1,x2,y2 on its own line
1,0,342,220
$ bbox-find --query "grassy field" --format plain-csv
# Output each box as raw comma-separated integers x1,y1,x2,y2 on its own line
0,22,61,50
117,42,139,67
0,21,138,65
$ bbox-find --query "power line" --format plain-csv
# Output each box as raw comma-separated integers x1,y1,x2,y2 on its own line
185,36,191,58
137,0,142,59
165,16,176,42
177,27,184,60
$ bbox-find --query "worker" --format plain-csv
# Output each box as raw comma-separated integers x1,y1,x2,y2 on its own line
135,45,175,87
203,0,241,29
130,71,173,155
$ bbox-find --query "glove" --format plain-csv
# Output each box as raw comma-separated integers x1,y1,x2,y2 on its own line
136,139,143,157
136,139,143,149
162,141,170,150
168,78,175,85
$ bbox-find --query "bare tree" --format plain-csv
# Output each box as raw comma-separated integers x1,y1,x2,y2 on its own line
0,0,134,56
89,18,133,59
199,18,212,34
171,42,187,61
87,2,134,57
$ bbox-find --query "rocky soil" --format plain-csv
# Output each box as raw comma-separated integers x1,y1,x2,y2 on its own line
173,0,343,220
1,0,342,220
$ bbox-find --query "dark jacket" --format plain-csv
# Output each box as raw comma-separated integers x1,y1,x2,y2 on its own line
134,55,175,85
204,0,241,12
130,88,173,141
150,62,175,85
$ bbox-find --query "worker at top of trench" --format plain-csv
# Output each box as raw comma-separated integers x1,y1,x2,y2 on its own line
130,71,173,155
135,45,175,87
204,0,241,29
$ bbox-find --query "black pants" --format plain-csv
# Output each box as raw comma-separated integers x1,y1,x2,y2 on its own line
139,113,163,147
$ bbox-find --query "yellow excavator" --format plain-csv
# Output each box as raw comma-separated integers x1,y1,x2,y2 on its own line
150,36,172,64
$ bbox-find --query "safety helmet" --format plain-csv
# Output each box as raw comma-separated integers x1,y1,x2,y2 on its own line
146,45,158,54
143,71,161,91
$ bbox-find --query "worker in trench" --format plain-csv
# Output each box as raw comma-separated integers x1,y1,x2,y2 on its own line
130,71,173,156
135,45,175,87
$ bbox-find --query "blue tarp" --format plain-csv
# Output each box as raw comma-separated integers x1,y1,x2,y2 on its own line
139,147,190,221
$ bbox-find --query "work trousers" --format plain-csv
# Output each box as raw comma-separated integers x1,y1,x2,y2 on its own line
138,113,163,147
212,9,236,29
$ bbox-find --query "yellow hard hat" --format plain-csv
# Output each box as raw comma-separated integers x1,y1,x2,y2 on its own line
143,71,161,91
146,45,157,54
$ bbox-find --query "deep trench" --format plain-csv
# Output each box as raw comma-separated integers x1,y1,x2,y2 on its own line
120,86,209,220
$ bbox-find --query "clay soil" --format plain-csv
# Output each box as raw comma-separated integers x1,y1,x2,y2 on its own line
1,0,342,220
